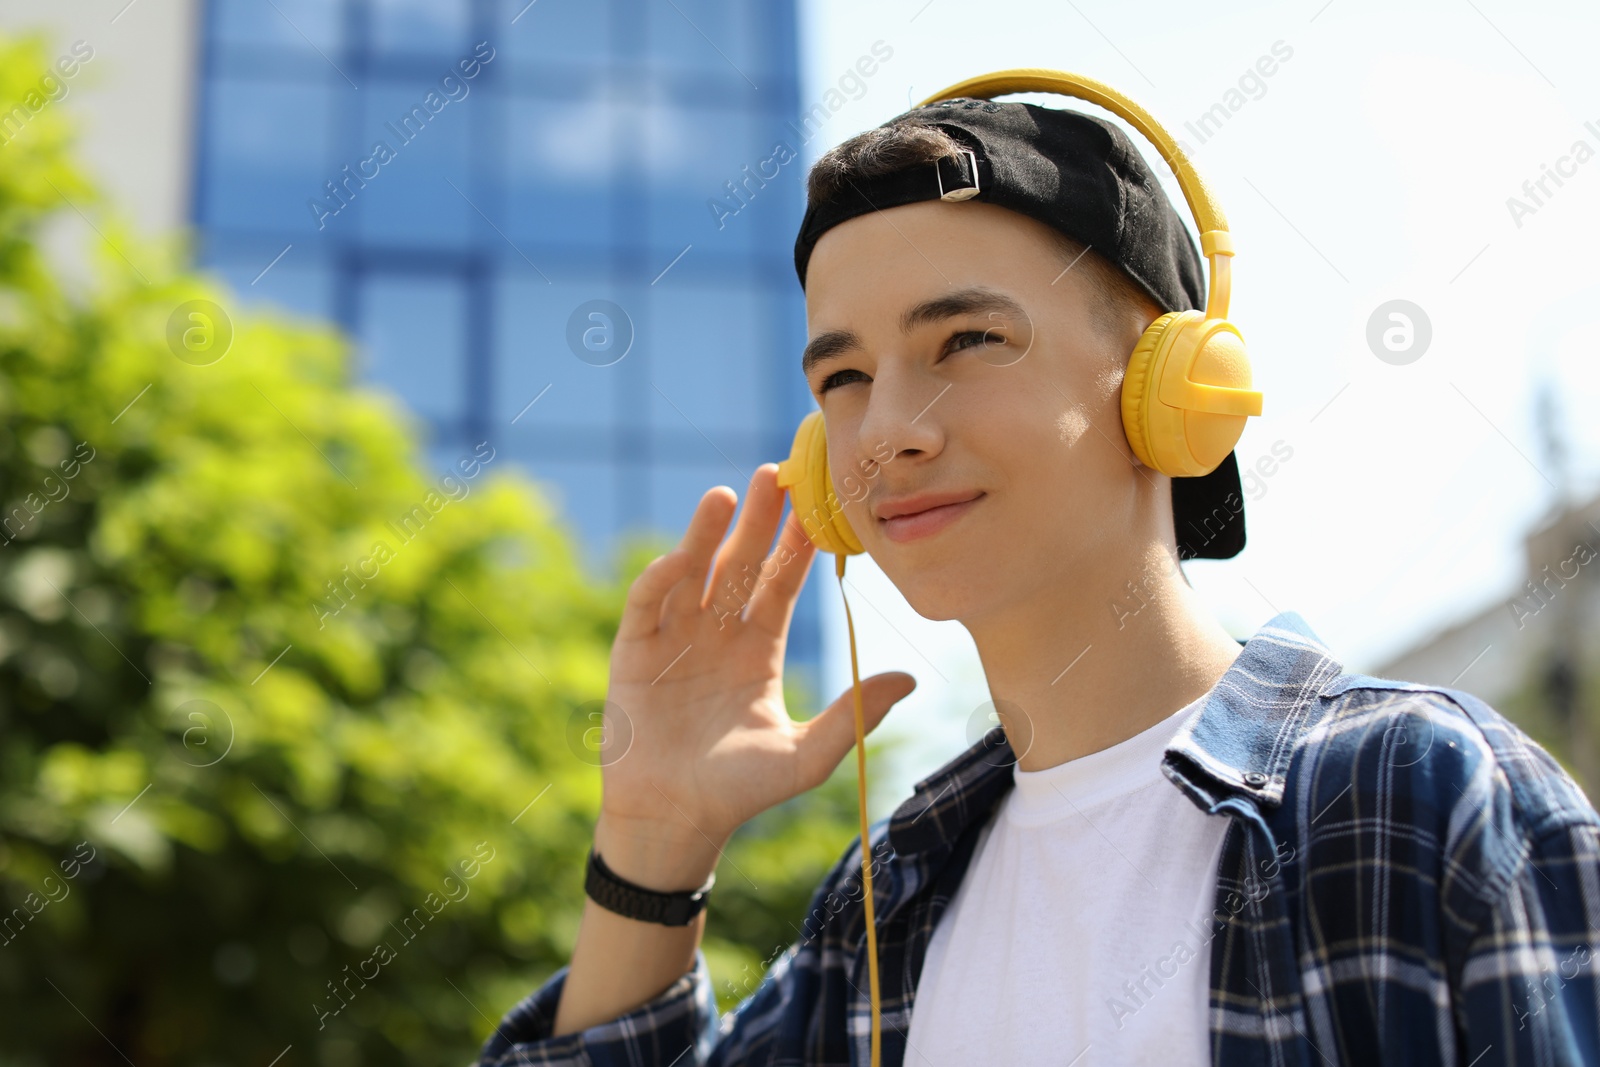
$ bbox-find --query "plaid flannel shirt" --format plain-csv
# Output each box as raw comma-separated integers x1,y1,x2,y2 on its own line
477,611,1600,1066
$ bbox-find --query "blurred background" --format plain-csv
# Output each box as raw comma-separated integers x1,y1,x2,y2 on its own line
0,0,1596,1063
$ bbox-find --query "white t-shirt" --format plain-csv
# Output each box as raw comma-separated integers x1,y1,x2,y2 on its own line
905,696,1231,1066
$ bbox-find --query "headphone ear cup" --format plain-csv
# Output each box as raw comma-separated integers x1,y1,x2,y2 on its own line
775,411,865,557
1121,311,1255,477
1121,311,1182,472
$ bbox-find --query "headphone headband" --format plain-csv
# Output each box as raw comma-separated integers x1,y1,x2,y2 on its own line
914,68,1234,320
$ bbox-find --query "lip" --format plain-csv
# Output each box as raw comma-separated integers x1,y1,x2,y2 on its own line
875,490,985,544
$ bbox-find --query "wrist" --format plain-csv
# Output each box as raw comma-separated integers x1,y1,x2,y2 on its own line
586,847,714,926
594,809,727,892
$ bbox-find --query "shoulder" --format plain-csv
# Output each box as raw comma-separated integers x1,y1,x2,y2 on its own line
1309,673,1596,835
1289,671,1599,919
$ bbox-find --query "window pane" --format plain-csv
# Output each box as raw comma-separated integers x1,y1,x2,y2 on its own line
503,85,615,250
203,255,336,324
645,0,763,87
368,0,473,58
493,274,626,432
356,274,467,430
199,79,336,235
499,0,610,69
646,277,765,436
637,98,763,261
514,457,619,574
211,0,342,53
354,82,477,247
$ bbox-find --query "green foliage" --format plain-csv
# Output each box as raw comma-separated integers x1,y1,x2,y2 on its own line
0,34,879,1065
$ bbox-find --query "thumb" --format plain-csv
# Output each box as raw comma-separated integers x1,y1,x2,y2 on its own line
795,671,917,792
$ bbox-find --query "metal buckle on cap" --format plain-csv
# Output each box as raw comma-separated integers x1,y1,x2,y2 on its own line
936,148,980,201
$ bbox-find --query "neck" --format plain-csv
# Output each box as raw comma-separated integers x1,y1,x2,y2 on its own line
963,539,1243,772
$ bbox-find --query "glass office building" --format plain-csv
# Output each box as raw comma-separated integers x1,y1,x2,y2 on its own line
189,0,824,693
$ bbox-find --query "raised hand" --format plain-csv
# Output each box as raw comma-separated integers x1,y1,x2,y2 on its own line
595,462,917,887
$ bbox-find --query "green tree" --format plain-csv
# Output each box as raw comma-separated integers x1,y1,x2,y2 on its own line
0,34,889,1065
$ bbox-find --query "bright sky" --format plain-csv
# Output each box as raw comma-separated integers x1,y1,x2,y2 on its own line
794,0,1600,815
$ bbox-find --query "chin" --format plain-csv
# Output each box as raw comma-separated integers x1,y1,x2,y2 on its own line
880,562,985,623
905,597,969,624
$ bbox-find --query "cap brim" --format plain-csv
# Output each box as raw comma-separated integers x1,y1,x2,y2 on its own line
1173,451,1246,560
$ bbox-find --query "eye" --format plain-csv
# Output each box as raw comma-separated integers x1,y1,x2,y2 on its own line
817,329,1005,395
818,367,869,394
945,328,1004,354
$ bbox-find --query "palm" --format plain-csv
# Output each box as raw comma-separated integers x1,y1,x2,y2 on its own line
597,464,913,846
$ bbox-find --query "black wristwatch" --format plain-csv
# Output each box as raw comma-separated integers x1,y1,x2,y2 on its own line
584,847,716,926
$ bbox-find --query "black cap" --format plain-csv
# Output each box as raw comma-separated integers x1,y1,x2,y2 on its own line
794,97,1246,561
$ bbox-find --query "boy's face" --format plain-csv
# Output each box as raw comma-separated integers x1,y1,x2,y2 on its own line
802,199,1164,622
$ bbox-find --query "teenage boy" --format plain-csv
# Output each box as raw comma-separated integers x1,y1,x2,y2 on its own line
476,99,1600,1066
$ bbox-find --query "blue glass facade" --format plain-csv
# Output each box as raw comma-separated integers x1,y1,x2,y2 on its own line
190,0,823,693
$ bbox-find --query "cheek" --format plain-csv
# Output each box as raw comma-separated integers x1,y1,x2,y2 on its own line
997,370,1124,505
1005,368,1095,455
960,387,1059,499
1051,405,1093,444
1067,356,1139,460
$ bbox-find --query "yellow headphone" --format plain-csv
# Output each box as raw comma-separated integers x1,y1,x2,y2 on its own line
774,69,1264,1067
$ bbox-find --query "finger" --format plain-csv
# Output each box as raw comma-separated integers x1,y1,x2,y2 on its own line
616,549,694,642
743,507,818,638
704,463,785,619
793,671,917,793
658,484,738,626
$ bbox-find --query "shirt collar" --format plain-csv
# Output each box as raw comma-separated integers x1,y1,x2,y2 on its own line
885,611,1345,861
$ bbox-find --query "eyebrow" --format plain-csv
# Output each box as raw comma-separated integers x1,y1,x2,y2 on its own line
801,287,1027,377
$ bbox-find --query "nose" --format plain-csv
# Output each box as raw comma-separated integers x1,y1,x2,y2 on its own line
843,363,946,493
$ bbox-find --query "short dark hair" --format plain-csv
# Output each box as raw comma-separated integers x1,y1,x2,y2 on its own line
804,120,1161,340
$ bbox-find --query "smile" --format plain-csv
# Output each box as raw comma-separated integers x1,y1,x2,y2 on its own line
879,493,984,543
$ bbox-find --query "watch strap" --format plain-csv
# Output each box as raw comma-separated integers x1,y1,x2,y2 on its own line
584,847,715,926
